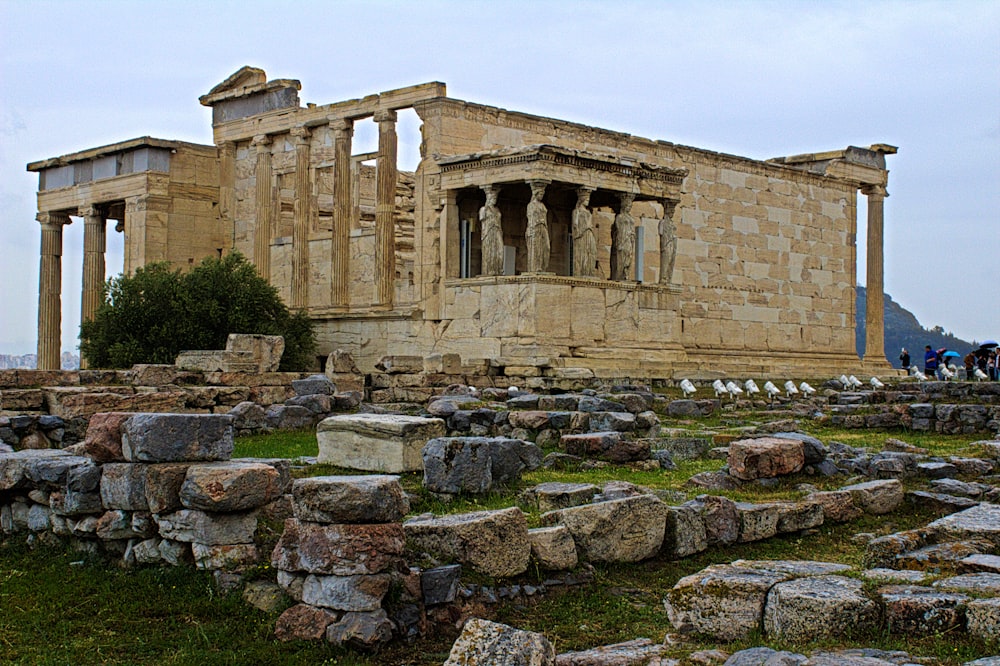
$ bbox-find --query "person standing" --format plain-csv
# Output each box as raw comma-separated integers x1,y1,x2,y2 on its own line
924,345,939,379
964,352,976,380
899,348,910,371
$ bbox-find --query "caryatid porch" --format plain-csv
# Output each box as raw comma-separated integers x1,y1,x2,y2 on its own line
436,145,687,284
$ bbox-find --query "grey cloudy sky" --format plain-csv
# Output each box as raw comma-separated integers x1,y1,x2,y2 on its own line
1,0,997,355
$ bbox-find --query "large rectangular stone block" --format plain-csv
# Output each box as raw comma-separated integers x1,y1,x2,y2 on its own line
122,413,234,463
317,414,445,473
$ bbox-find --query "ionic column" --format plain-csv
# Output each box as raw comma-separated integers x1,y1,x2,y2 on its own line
330,118,353,310
374,109,398,308
218,141,236,254
36,212,69,370
252,134,273,280
79,205,107,369
525,179,550,273
863,184,888,362
291,127,312,310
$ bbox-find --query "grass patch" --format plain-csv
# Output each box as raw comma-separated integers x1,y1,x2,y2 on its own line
233,429,318,459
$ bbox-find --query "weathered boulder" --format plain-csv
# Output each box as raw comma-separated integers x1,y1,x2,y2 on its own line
100,463,149,510
292,374,335,396
404,507,530,578
805,490,863,523
775,500,824,533
841,479,904,515
728,437,804,481
523,482,598,513
662,502,708,559
528,526,578,571
191,542,259,570
179,461,281,512
690,494,740,547
274,603,339,642
292,475,409,524
722,647,806,666
554,638,673,665
967,597,1000,642
444,618,555,666
0,449,73,490
82,412,132,462
422,564,462,605
737,502,783,542
763,575,880,642
587,412,636,432
271,519,405,575
933,572,1000,594
301,573,390,612
927,503,1000,547
561,431,649,463
317,414,445,473
154,508,257,545
542,495,667,564
121,413,234,463
665,563,792,640
768,432,828,465
325,609,394,648
878,585,968,635
144,463,191,514
422,437,542,494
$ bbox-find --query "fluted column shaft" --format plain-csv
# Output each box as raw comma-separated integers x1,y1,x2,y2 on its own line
374,109,397,308
252,134,273,280
330,119,353,310
863,185,888,361
218,141,236,254
80,206,106,369
37,212,68,370
291,127,312,310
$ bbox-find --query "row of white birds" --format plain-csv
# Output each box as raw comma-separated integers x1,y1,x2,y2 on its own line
910,363,989,382
681,374,878,400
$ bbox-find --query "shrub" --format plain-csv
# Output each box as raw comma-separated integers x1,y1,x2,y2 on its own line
80,253,316,371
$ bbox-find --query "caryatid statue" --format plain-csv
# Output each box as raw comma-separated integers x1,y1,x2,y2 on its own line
658,201,678,285
525,180,550,273
479,184,503,275
612,192,636,281
572,187,596,277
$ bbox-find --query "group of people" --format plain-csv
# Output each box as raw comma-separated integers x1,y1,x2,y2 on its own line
899,343,999,380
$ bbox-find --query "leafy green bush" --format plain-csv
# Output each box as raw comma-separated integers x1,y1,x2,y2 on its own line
80,253,316,371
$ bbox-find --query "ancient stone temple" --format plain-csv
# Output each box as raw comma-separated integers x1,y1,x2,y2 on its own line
28,66,896,379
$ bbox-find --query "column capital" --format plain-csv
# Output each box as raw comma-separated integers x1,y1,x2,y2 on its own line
373,108,397,124
36,211,70,227
78,205,103,219
619,191,636,208
861,184,888,198
290,126,311,144
251,134,272,147
218,140,237,154
329,117,354,134
575,185,596,194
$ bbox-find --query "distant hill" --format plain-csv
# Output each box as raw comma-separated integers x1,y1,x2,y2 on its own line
856,286,980,368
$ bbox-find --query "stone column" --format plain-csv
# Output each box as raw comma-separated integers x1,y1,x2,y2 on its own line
36,212,69,370
291,127,312,310
330,118,353,310
525,179,550,273
374,109,398,308
79,206,106,369
658,200,678,285
480,184,503,276
252,134,273,281
218,141,236,254
612,192,636,281
863,184,888,363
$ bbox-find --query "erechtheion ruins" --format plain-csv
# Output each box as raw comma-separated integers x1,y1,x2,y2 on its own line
28,66,895,379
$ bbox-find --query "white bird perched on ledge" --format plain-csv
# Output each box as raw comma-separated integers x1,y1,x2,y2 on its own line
848,375,863,389
713,379,728,397
726,381,743,398
913,369,928,382
940,366,955,380
799,382,816,396
870,376,885,389
784,380,799,397
839,374,851,388
975,368,989,381
744,379,760,395
680,378,697,397
763,381,781,400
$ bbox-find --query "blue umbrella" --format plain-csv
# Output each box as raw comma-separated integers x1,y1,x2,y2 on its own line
942,350,962,358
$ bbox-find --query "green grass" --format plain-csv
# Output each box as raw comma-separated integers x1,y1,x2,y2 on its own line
233,429,318,459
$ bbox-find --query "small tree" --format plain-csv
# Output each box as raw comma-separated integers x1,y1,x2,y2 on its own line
80,253,316,371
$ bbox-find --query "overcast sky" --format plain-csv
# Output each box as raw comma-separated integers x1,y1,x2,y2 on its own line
1,0,997,355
